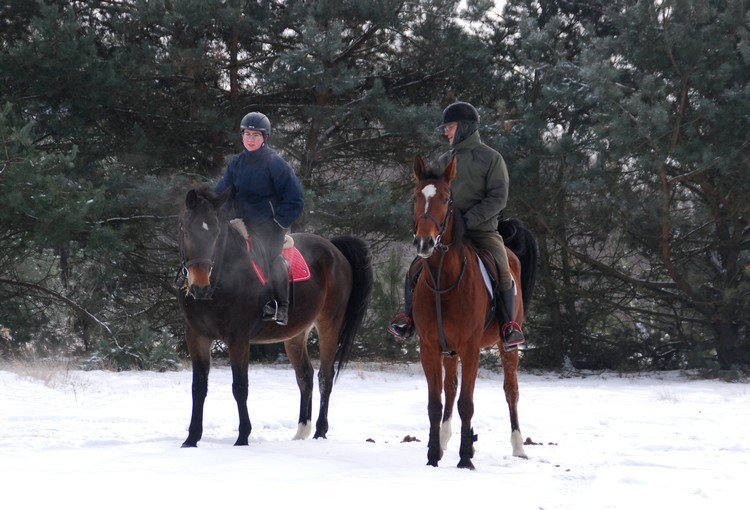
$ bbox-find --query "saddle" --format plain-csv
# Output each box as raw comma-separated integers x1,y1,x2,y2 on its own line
230,218,311,286
466,242,508,331
473,247,502,296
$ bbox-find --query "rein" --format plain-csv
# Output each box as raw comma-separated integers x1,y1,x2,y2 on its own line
417,198,466,357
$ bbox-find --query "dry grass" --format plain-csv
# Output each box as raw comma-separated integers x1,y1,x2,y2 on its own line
1,358,84,390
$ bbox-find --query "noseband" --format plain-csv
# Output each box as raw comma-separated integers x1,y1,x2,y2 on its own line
414,196,454,251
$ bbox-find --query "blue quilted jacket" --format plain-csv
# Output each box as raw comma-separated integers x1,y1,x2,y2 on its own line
215,144,304,229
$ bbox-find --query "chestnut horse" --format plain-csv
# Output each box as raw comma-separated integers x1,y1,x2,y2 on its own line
176,186,373,447
410,156,537,469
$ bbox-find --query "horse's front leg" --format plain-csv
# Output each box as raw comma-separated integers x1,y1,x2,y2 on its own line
229,336,252,446
420,346,444,467
440,356,458,452
183,326,210,448
456,348,480,470
500,345,527,458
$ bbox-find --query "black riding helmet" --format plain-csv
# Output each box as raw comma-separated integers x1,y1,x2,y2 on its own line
437,101,480,145
437,101,480,128
240,112,271,136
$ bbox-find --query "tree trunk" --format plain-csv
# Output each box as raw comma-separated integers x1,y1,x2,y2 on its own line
712,316,745,370
537,233,565,368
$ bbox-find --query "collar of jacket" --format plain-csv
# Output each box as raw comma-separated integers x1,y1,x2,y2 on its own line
450,130,481,152
242,144,270,159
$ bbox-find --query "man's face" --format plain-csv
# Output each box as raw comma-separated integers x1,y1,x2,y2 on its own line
442,122,457,145
242,129,265,152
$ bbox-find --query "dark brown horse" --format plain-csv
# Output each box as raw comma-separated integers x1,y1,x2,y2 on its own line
176,186,373,447
410,156,537,469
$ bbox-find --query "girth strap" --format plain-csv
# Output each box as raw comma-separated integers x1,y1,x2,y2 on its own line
423,248,467,357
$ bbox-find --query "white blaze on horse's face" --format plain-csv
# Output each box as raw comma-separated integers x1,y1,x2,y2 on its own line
183,216,216,291
414,183,443,258
422,184,437,214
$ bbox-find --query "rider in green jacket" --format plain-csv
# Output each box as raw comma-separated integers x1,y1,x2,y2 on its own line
387,101,524,350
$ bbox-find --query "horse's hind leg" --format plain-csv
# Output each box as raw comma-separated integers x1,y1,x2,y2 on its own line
440,356,458,452
183,326,211,448
284,329,314,440
500,346,527,458
228,335,252,446
313,319,342,439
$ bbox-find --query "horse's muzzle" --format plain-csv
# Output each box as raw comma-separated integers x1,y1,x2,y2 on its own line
188,284,214,300
414,236,435,258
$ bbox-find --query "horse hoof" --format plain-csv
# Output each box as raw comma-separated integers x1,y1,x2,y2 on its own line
313,432,327,439
233,439,249,446
457,459,475,470
181,441,197,448
426,460,439,467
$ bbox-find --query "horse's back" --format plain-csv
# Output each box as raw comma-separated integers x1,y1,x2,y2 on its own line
291,232,351,280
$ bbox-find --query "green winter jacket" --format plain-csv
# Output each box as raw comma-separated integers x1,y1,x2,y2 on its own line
437,130,509,233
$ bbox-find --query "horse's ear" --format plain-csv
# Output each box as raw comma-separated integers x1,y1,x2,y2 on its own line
443,156,457,184
185,189,199,209
215,186,233,208
413,155,427,182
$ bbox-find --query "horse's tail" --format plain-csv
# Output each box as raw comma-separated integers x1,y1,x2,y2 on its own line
330,236,374,380
502,218,538,313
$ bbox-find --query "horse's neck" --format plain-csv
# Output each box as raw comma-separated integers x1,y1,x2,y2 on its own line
425,229,467,273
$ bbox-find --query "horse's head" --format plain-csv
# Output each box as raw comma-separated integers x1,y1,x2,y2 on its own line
178,186,231,299
412,155,457,258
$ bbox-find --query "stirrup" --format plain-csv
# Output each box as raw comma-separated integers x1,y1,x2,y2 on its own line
501,321,524,352
387,312,414,340
263,300,288,326
262,300,278,322
274,303,289,326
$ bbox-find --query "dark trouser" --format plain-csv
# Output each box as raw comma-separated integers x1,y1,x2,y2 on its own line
250,220,288,308
466,230,513,291
466,230,518,334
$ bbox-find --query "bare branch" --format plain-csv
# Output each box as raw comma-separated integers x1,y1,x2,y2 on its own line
0,277,112,335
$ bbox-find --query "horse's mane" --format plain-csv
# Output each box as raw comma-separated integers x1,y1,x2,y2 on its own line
193,185,218,201
421,168,443,180
452,206,466,245
183,186,245,248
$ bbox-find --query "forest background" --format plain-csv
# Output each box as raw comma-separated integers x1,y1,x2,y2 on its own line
1,0,748,375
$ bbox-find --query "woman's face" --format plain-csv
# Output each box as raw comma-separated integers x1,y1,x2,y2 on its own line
242,130,265,152
442,122,457,145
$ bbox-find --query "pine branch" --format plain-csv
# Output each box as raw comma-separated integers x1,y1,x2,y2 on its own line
92,214,178,225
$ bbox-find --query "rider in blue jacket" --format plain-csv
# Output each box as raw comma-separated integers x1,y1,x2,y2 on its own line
216,112,304,326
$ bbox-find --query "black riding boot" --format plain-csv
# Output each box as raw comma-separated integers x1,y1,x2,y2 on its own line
263,256,290,326
497,282,525,351
387,260,422,340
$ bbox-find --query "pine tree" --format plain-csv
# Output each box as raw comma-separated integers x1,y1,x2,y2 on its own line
496,0,750,371
579,0,750,370
0,0,500,363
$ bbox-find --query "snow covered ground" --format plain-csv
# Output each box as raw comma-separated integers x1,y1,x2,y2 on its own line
0,361,747,509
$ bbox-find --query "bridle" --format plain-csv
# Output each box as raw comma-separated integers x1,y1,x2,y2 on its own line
414,200,452,251
177,216,230,300
415,190,467,357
